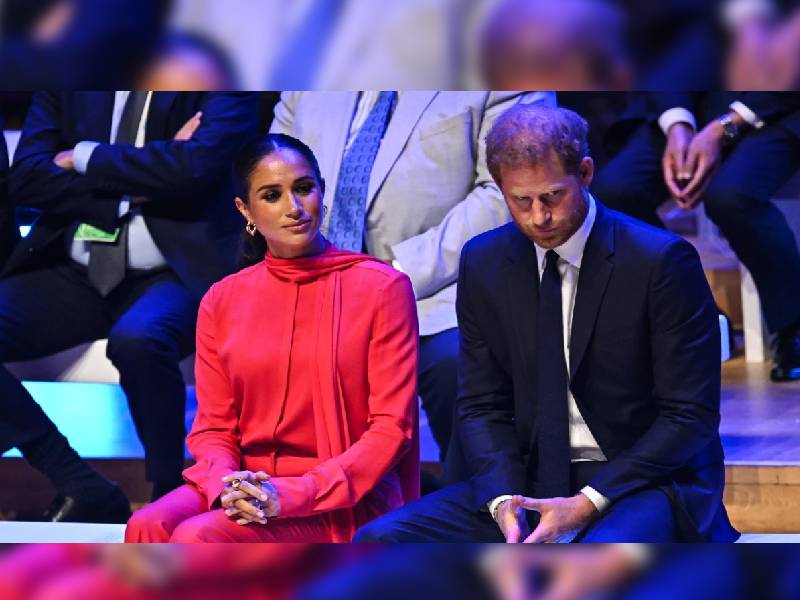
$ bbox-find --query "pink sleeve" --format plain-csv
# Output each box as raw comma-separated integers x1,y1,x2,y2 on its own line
182,285,241,510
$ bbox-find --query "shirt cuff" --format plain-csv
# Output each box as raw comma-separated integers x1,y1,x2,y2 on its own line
391,259,405,274
487,494,514,521
658,108,697,135
580,486,611,513
118,198,131,218
729,101,765,129
73,141,100,175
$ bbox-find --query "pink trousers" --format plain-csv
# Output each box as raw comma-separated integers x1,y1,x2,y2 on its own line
125,484,335,543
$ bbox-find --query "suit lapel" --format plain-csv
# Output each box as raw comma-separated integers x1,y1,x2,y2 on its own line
504,226,539,405
568,203,616,381
366,91,437,210
78,92,115,142
145,92,178,142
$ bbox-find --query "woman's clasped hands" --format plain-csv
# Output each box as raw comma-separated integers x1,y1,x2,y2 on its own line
220,470,280,526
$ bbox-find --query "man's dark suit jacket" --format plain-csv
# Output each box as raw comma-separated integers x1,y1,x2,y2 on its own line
4,92,260,298
455,202,738,542
0,125,15,269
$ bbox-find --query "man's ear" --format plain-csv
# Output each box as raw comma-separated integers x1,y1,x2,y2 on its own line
579,156,594,188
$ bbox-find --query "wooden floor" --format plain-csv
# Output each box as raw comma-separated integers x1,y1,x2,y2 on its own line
720,358,800,464
719,357,800,533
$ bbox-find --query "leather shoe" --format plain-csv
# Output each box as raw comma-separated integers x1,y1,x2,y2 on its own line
43,484,132,524
771,330,800,382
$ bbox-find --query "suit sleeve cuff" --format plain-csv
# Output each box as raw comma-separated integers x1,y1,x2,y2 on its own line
729,101,765,129
487,494,514,520
118,198,131,218
658,108,697,135
581,486,611,513
73,141,100,175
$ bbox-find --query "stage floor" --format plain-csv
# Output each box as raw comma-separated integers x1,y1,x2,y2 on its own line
720,357,800,465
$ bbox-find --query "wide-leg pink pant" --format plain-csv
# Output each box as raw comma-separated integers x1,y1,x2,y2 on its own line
125,484,335,543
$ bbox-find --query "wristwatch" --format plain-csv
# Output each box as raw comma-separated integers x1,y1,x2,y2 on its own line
717,113,740,146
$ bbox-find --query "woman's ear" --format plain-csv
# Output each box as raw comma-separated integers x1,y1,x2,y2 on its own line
234,197,252,223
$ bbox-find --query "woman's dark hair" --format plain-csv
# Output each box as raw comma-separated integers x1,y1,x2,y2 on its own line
233,133,323,268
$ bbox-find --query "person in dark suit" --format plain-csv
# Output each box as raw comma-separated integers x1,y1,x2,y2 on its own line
592,92,800,381
0,121,14,270
355,104,737,543
0,92,259,522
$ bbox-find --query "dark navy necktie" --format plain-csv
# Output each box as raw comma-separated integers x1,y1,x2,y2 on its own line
327,91,396,252
88,91,147,296
535,249,572,498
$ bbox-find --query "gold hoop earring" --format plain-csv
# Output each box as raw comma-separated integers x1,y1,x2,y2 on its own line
245,222,257,236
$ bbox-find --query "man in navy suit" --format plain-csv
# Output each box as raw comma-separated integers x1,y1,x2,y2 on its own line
0,92,259,521
356,104,737,542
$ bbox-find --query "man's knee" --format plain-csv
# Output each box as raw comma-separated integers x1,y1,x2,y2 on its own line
703,181,756,228
353,515,403,544
106,327,176,368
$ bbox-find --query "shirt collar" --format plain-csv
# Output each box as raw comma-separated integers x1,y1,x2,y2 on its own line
534,193,597,272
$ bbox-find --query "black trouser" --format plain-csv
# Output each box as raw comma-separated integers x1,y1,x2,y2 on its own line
417,328,458,460
593,121,800,333
354,462,677,543
0,261,197,482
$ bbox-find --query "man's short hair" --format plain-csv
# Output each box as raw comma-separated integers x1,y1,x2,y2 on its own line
486,104,590,184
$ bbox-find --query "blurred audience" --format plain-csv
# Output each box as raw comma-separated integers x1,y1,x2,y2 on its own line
270,91,555,487
592,92,800,381
1,543,799,600
2,0,800,89
0,92,259,521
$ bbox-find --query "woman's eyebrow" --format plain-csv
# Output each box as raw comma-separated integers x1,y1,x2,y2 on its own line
255,183,282,193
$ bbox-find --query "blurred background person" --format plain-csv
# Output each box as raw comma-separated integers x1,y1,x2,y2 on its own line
0,0,172,88
137,31,239,91
479,0,633,90
126,134,419,543
591,92,800,381
725,0,800,90
270,90,555,489
0,92,259,522
0,543,345,600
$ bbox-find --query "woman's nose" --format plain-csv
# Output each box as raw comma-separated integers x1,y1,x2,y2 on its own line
287,194,303,214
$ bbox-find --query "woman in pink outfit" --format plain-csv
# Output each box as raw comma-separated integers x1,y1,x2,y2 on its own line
125,133,419,542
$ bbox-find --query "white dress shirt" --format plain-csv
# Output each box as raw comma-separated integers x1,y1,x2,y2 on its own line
70,90,168,271
489,193,610,522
